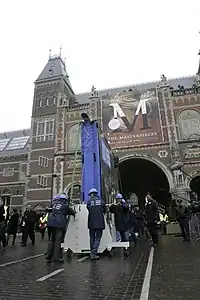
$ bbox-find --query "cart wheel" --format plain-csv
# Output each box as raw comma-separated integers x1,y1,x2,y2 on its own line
107,248,115,257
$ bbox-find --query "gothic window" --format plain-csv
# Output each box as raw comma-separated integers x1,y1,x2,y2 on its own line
68,184,81,200
67,123,81,152
2,168,14,177
178,109,200,140
37,175,47,187
38,156,48,167
36,119,54,142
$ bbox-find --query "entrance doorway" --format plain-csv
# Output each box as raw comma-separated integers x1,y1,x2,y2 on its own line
119,158,170,208
190,176,200,201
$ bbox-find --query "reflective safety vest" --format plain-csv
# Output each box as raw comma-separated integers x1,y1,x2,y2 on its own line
159,213,168,222
39,214,48,229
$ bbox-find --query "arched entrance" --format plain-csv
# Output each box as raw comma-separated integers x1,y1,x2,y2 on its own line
190,176,200,201
119,156,172,208
64,183,81,202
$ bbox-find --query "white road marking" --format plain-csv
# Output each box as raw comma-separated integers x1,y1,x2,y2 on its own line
0,253,44,268
36,268,64,282
140,247,154,300
77,256,89,262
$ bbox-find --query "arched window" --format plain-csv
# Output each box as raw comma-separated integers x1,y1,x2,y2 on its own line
68,184,81,200
178,109,200,140
67,123,81,152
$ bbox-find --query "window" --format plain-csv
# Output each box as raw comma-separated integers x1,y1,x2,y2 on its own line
36,119,54,142
6,136,29,151
39,98,49,107
67,123,81,151
38,156,48,167
53,97,56,105
2,168,14,177
178,109,200,140
0,138,10,151
37,175,47,187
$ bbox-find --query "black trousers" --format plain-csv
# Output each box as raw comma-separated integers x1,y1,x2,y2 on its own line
179,218,190,241
147,222,158,245
23,225,35,245
46,227,64,262
7,232,17,245
0,221,6,248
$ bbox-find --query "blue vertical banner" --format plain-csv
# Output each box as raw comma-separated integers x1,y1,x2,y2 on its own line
81,121,101,204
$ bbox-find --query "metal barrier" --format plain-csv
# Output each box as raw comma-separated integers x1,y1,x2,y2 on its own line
189,213,200,242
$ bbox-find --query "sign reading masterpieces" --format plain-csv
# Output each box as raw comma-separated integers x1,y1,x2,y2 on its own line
102,88,163,148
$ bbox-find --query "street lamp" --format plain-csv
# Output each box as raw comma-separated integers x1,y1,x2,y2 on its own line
50,149,64,204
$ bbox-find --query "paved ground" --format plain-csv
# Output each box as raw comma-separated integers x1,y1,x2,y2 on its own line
149,236,200,300
1,234,200,299
0,235,149,300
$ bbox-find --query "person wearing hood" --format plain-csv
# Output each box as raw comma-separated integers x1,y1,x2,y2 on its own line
0,199,6,250
87,188,106,260
109,193,129,243
46,194,76,263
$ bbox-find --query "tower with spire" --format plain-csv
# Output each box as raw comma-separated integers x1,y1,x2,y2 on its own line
26,49,76,207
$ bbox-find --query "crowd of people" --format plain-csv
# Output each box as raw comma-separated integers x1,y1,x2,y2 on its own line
0,190,192,261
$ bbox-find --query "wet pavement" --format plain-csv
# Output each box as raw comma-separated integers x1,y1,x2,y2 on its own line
1,234,200,299
149,236,200,300
0,234,149,300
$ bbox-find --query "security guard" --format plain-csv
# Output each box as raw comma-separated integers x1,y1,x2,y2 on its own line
46,194,76,263
87,188,106,260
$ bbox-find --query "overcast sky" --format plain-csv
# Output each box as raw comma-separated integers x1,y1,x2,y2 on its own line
0,0,199,132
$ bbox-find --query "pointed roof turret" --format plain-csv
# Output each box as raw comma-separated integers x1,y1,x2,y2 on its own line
35,51,74,93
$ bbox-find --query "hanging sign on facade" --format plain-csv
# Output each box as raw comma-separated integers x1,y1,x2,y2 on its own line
102,89,163,148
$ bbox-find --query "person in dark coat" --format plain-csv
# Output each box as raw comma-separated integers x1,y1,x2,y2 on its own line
21,205,37,247
133,205,145,237
87,188,106,260
7,209,19,245
46,194,76,263
109,193,129,242
128,206,139,246
176,199,190,242
144,194,160,246
0,199,6,250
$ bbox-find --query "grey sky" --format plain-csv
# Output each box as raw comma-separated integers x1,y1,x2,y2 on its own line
0,0,199,131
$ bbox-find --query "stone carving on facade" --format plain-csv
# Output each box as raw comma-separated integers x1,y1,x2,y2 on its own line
173,169,184,185
178,109,200,140
160,74,167,83
158,150,168,158
91,86,98,97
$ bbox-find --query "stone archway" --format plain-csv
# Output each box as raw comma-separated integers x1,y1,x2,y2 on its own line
64,181,81,201
119,153,174,191
119,154,173,208
187,171,200,201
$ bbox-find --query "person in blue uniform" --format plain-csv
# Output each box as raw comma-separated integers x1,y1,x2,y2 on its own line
87,188,106,260
46,194,76,263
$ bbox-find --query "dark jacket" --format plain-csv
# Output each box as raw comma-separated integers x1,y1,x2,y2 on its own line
87,196,106,230
109,202,129,232
0,205,5,223
7,212,19,234
135,210,144,222
128,211,139,233
176,205,189,221
144,200,159,223
23,210,37,227
48,198,75,229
